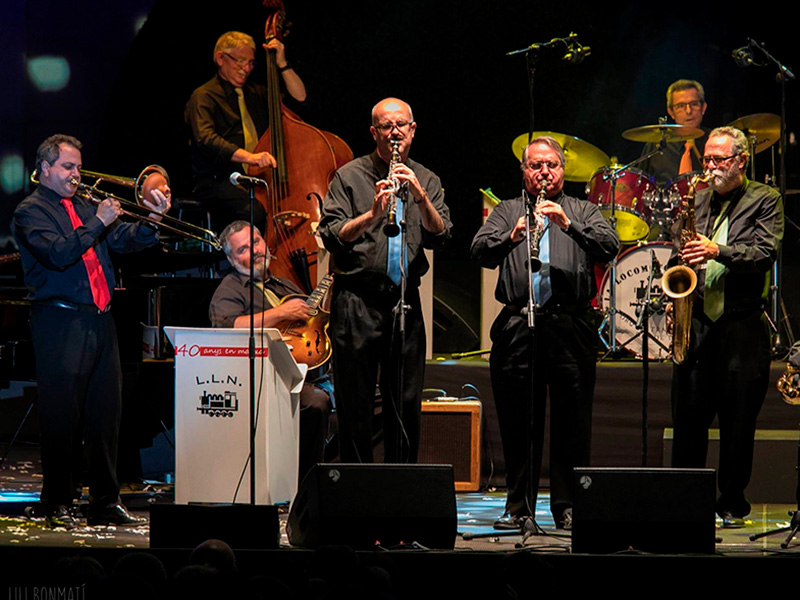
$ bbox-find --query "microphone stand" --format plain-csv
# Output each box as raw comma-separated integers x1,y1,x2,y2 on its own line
248,184,258,504
520,187,549,543
503,33,590,543
390,190,411,463
632,250,664,466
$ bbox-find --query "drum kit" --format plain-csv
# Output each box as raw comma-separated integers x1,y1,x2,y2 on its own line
511,113,781,360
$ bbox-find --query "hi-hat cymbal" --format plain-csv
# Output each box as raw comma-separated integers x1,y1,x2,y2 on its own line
727,113,780,154
511,131,610,182
622,123,705,143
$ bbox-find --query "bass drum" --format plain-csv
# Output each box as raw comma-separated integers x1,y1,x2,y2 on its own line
600,242,673,360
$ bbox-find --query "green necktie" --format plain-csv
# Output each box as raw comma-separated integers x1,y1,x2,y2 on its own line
704,202,729,321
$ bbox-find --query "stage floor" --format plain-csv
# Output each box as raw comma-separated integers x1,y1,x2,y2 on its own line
2,448,799,555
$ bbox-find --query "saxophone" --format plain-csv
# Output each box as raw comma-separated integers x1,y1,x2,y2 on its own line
661,171,712,364
778,342,800,405
383,140,402,237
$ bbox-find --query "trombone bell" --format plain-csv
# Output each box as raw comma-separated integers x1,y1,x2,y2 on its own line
135,166,170,207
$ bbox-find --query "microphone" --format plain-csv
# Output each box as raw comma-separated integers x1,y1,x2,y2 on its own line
562,33,591,64
230,172,268,188
732,39,757,68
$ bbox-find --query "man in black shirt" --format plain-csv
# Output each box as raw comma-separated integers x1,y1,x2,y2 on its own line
471,136,619,530
641,79,709,184
209,221,331,479
13,134,170,529
185,31,306,229
319,97,451,463
669,126,783,528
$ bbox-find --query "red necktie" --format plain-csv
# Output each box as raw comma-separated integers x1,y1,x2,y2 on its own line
679,141,695,175
60,198,111,311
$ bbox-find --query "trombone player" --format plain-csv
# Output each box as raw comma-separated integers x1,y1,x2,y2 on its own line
13,134,171,529
668,126,783,528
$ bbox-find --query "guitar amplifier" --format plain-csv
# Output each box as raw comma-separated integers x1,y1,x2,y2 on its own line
419,400,481,491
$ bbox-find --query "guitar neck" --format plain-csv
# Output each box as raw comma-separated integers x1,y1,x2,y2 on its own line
306,273,334,310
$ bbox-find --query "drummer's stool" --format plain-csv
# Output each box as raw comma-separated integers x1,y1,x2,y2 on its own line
172,197,214,253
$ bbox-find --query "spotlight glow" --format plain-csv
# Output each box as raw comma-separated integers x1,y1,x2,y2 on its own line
26,56,70,92
0,154,25,194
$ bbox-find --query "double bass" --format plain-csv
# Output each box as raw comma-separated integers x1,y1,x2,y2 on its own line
251,0,352,293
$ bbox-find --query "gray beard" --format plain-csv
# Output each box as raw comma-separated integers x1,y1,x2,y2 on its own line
233,255,270,279
709,168,738,193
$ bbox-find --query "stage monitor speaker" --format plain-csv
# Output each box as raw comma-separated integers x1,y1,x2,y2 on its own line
150,503,279,549
572,467,716,554
287,463,456,550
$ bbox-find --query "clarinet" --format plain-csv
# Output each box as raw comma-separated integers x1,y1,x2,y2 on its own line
383,141,402,237
526,184,547,273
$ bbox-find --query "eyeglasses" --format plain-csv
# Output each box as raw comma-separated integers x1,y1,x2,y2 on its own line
702,154,739,167
222,52,256,70
522,160,562,171
671,101,704,112
374,121,413,133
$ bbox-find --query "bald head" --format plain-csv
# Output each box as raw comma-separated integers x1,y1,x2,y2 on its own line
370,97,417,163
371,97,414,125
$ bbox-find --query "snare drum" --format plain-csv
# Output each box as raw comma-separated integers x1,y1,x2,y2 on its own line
599,242,673,360
586,167,656,243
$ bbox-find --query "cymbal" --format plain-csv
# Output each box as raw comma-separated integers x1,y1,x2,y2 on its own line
727,113,780,154
622,124,705,143
511,131,610,182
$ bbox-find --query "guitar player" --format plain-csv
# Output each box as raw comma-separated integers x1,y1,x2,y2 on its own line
209,220,333,481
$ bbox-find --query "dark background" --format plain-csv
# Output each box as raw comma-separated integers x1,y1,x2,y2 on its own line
2,0,798,352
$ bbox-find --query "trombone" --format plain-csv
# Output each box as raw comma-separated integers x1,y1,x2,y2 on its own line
31,165,222,251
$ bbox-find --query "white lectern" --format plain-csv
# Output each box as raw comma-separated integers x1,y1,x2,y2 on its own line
164,327,307,505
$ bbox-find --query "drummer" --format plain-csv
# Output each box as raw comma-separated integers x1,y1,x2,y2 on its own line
640,79,709,183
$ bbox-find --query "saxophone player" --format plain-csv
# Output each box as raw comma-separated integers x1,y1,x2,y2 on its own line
669,126,783,528
471,137,619,530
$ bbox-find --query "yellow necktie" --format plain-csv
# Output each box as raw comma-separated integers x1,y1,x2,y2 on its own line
235,87,258,154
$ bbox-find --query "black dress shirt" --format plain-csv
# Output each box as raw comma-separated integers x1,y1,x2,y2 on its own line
318,152,452,290
686,179,783,311
470,192,619,307
185,74,270,180
641,130,708,184
13,185,158,305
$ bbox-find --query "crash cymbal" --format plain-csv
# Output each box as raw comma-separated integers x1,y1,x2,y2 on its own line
622,123,705,144
512,131,610,182
727,113,780,154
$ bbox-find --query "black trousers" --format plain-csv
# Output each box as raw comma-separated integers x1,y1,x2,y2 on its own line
30,304,122,510
490,306,597,518
329,283,425,464
671,309,770,517
298,380,331,481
